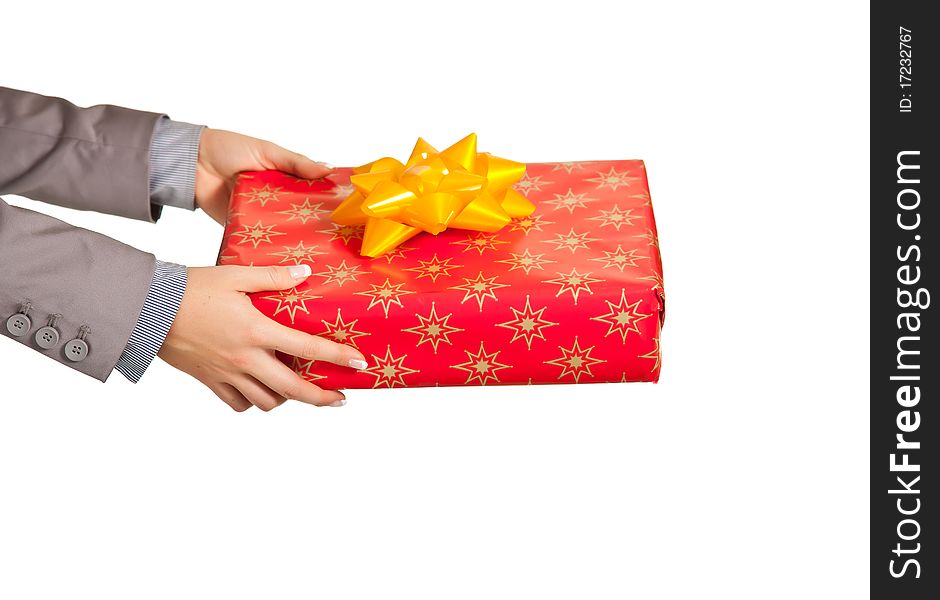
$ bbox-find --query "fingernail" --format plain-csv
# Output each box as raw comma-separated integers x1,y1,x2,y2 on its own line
348,358,368,370
318,162,335,169
328,398,346,407
289,264,312,279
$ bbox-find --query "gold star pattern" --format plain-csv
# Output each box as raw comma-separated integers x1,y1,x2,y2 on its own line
451,232,509,255
404,254,463,283
552,161,594,173
514,174,553,194
260,287,321,324
355,278,414,318
590,289,652,343
318,223,365,245
290,356,327,382
543,268,603,305
544,188,598,214
451,342,512,385
587,205,639,231
275,198,331,225
238,183,284,207
290,177,320,187
634,228,660,250
365,345,419,388
544,337,606,383
319,308,370,348
449,272,510,311
543,228,599,254
495,249,554,275
638,271,665,293
402,302,463,353
268,241,327,265
313,260,366,287
232,221,286,248
330,183,356,197
508,214,554,235
589,245,649,272
623,189,652,208
639,334,662,373
496,295,558,350
586,167,640,191
372,244,418,263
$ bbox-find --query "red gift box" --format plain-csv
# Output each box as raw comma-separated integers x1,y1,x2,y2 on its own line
217,160,665,389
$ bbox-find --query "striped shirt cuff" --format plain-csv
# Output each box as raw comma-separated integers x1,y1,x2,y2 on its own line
149,117,204,211
115,260,188,383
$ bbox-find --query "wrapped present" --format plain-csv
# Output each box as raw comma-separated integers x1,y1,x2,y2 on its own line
217,143,665,389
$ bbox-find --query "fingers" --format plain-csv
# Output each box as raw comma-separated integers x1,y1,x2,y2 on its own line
233,375,288,412
210,382,252,412
262,142,333,180
201,264,355,411
268,324,368,370
251,355,346,407
222,264,312,293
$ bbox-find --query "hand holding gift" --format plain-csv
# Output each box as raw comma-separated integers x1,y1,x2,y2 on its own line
160,128,367,411
159,264,366,411
195,128,334,224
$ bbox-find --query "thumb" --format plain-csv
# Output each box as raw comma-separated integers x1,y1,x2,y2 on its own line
230,264,313,292
262,142,334,180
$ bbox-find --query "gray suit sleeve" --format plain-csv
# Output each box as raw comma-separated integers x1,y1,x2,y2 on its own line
0,87,163,381
0,86,163,221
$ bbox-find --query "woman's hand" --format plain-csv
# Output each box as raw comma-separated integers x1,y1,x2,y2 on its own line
158,264,367,411
194,129,333,224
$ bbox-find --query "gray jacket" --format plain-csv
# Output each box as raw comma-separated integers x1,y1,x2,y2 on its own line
1,87,165,381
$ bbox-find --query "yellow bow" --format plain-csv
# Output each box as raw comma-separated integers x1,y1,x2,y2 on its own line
331,133,535,257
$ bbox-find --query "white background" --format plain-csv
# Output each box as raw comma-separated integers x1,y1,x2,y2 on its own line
2,1,869,597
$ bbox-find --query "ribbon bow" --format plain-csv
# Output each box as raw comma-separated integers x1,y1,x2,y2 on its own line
331,133,535,257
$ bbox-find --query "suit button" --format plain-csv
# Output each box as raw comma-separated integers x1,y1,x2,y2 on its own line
35,326,60,349
64,338,89,362
6,313,32,337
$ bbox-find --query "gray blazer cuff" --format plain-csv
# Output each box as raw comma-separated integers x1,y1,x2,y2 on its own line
114,260,188,383
149,118,205,211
